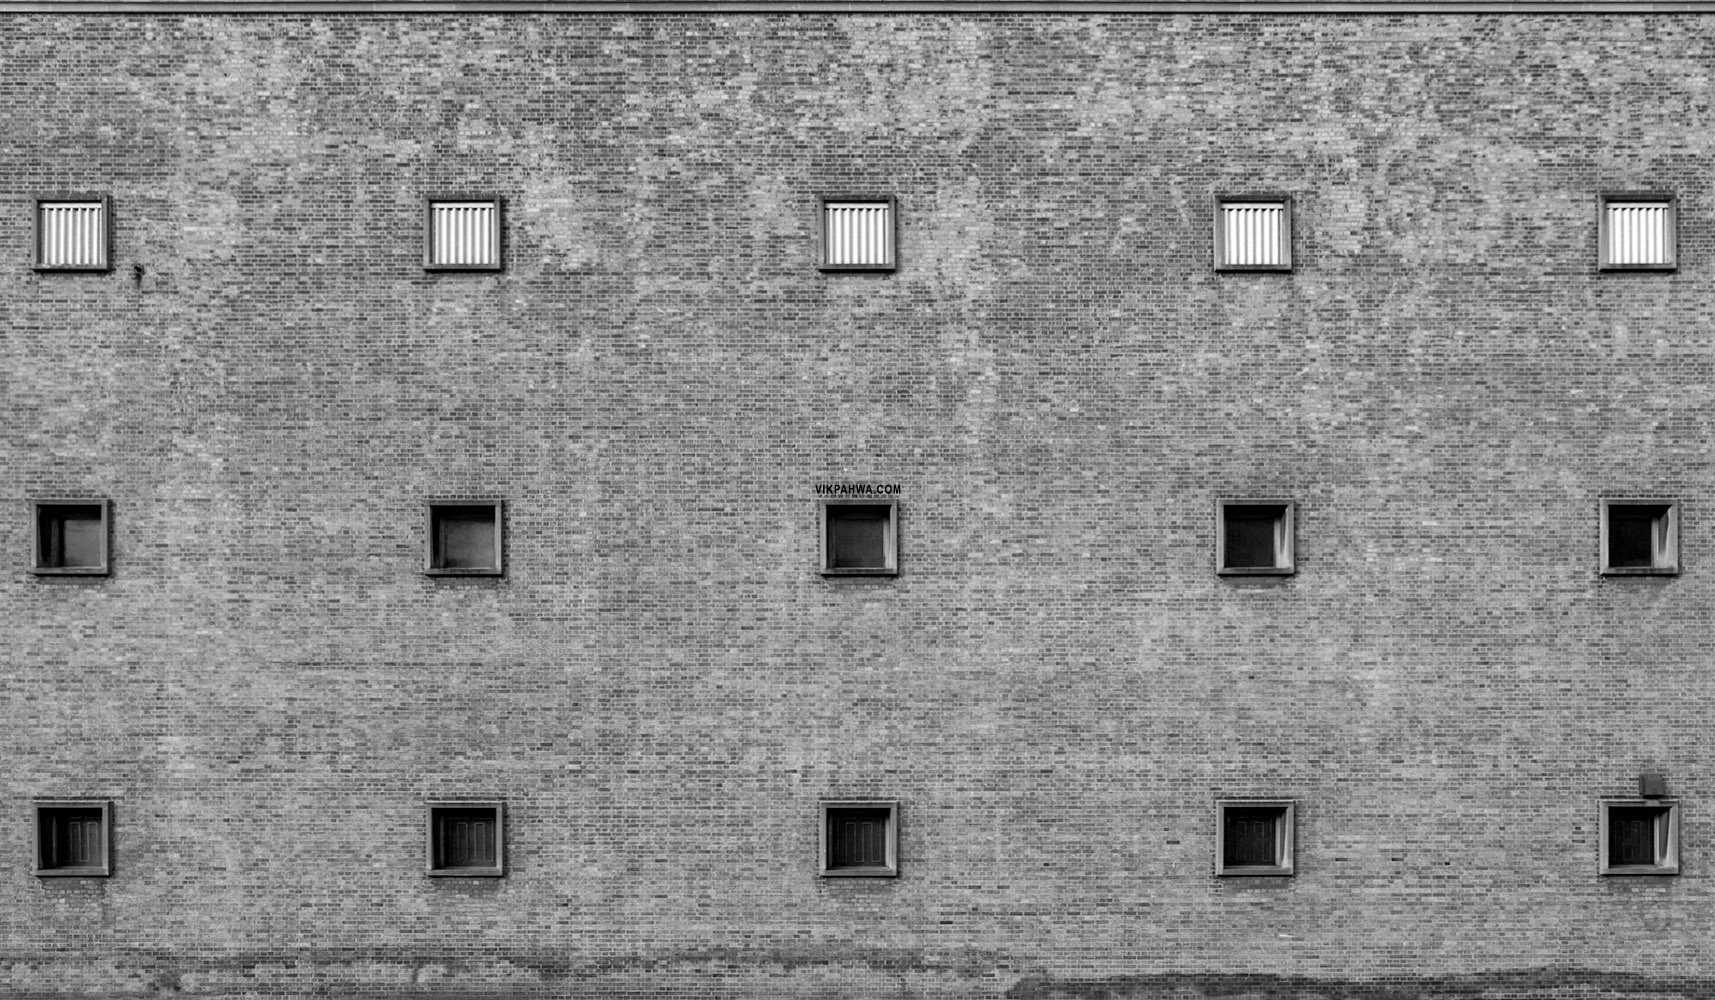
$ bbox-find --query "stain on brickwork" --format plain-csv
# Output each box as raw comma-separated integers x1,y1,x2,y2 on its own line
4,11,1715,999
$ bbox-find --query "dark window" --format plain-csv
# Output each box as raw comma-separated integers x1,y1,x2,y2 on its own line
1216,500,1293,575
1601,800,1677,875
1222,809,1278,868
31,500,110,575
426,501,503,576
34,801,111,877
1215,800,1293,876
427,802,504,877
821,501,897,576
1600,500,1677,576
820,801,898,877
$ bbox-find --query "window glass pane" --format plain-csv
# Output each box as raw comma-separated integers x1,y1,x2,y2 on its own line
1609,808,1658,866
1223,507,1279,569
827,808,889,869
435,507,495,569
829,507,889,569
437,809,497,868
41,808,102,868
39,505,103,568
1224,809,1278,867
1608,508,1661,568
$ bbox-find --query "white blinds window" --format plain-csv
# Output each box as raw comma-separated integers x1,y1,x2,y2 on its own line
1605,202,1672,267
428,200,499,268
37,201,107,269
1220,202,1287,268
823,201,895,268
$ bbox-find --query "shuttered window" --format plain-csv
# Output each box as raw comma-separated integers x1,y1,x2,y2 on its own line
1216,801,1294,876
821,802,898,876
427,802,505,877
426,501,503,576
34,802,111,877
1216,197,1292,271
1600,801,1678,875
34,196,110,271
1217,500,1294,576
819,197,896,271
1600,499,1678,576
821,501,898,576
1600,196,1675,270
424,197,502,271
30,500,110,576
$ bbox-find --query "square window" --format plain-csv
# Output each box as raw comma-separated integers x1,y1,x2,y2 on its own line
426,801,505,877
1599,799,1679,875
1600,499,1678,576
33,195,111,272
30,499,110,576
819,801,898,877
34,801,112,877
425,500,503,576
820,500,897,577
1599,194,1676,271
1215,800,1294,877
1215,196,1292,272
1216,500,1294,576
424,195,502,271
818,196,896,272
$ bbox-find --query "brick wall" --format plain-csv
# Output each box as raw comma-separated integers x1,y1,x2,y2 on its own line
3,11,1714,998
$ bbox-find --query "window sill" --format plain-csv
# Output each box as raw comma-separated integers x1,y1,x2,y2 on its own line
1601,566,1679,576
31,566,109,576
820,567,897,577
1215,264,1293,273
34,867,110,878
423,263,503,273
428,867,505,878
424,567,503,577
1217,865,1293,877
1217,566,1294,576
1599,264,1677,272
820,866,898,878
1601,865,1679,876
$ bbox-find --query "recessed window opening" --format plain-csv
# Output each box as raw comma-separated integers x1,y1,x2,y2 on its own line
424,196,501,271
426,501,503,576
1215,800,1294,877
821,501,897,576
427,802,504,877
818,197,896,272
1600,800,1679,875
820,801,898,877
1216,500,1294,576
1600,499,1678,576
34,801,112,877
31,500,110,575
1216,197,1292,272
1600,195,1676,271
34,195,110,272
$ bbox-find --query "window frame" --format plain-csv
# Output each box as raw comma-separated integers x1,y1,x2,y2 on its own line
1599,498,1679,577
819,498,899,577
424,499,505,577
818,800,899,878
1215,499,1296,577
29,499,111,577
1215,799,1295,877
1214,194,1293,273
425,800,506,878
1598,193,1677,272
1599,798,1680,876
33,800,113,878
816,194,898,273
32,193,112,273
422,194,504,272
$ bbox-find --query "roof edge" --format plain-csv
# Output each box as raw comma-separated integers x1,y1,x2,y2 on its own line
0,0,1709,12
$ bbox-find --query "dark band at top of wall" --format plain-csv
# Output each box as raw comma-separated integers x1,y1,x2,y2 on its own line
3,0,1711,14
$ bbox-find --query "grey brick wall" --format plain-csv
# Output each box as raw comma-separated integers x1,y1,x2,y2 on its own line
3,11,1714,999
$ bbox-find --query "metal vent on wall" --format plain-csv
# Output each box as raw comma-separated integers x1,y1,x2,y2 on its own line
37,201,107,269
1220,202,1287,268
428,200,498,268
1605,202,1672,266
822,201,895,269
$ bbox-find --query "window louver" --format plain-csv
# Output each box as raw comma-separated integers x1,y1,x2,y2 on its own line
821,200,895,269
36,200,108,270
427,199,499,269
1219,201,1288,269
1604,201,1673,267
